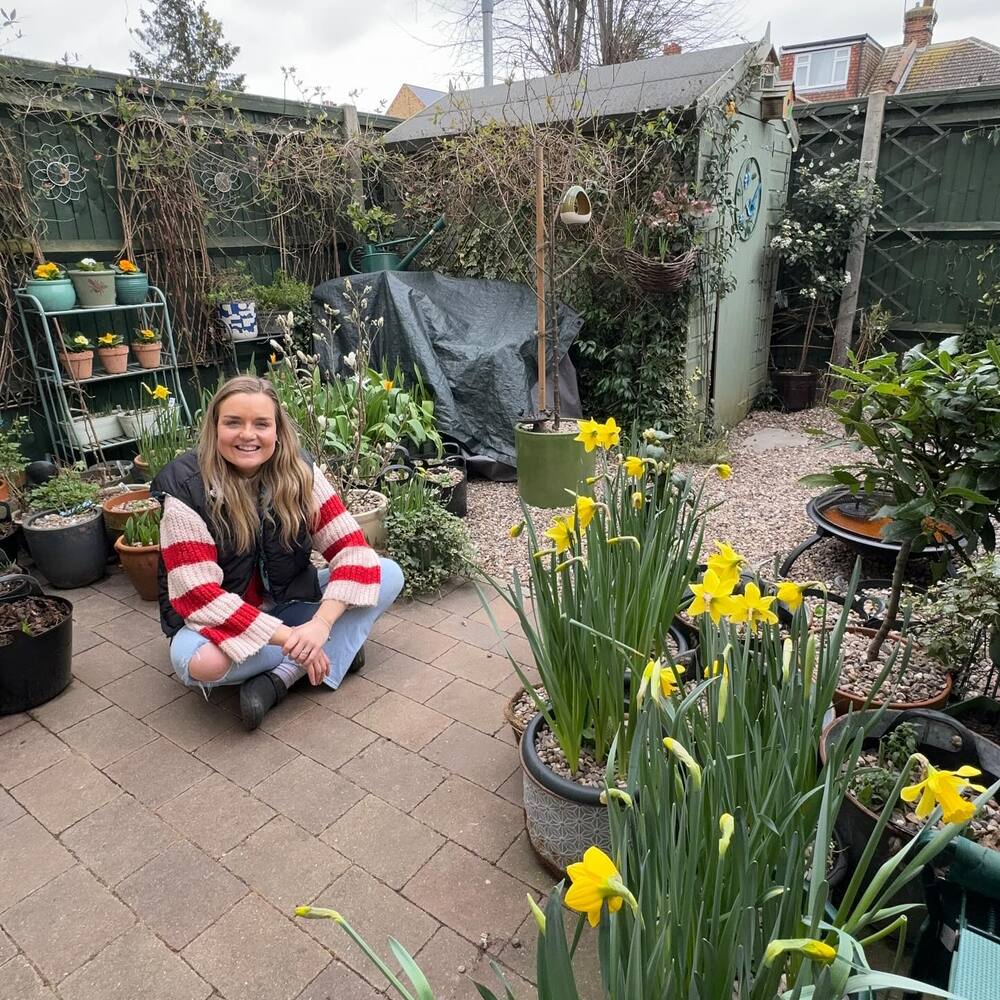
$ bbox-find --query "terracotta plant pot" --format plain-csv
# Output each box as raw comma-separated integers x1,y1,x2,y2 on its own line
131,455,151,483
132,342,162,369
102,489,157,544
831,625,952,715
114,535,160,601
60,351,94,381
97,345,129,374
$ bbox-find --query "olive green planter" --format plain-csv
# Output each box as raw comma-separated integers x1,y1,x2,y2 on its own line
515,424,596,509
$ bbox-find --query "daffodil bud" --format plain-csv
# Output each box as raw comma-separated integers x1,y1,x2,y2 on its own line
527,894,547,934
781,637,793,683
509,521,525,538
718,813,734,856
599,788,633,808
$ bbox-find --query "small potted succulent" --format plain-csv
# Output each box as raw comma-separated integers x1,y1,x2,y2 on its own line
60,333,95,380
131,327,163,369
24,261,76,312
113,258,149,305
67,257,117,309
95,331,129,374
114,509,161,600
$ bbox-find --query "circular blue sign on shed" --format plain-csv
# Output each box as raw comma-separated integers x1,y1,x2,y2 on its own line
734,157,762,241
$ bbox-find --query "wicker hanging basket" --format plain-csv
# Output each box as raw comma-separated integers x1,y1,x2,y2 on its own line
623,247,699,295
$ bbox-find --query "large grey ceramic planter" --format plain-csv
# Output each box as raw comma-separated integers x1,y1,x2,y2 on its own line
521,711,610,875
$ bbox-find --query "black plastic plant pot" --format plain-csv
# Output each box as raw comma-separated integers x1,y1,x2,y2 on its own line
0,575,72,714
521,709,610,876
23,508,108,589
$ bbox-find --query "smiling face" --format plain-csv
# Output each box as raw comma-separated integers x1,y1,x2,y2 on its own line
215,392,278,476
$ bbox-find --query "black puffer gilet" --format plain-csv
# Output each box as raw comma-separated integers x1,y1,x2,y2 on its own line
152,450,321,638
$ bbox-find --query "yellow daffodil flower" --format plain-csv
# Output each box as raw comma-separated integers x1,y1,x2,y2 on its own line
544,514,575,554
575,495,597,531
687,569,739,626
509,521,525,539
117,259,139,273
98,333,116,345
638,658,685,705
564,846,637,928
714,463,732,480
707,541,745,578
718,813,735,857
776,580,805,612
730,582,779,634
623,455,646,479
574,418,602,453
632,491,644,510
663,737,702,789
381,379,394,392
901,758,986,825
764,938,837,967
142,383,171,401
596,417,621,450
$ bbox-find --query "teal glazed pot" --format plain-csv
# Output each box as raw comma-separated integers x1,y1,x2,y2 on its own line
115,272,150,305
24,277,76,312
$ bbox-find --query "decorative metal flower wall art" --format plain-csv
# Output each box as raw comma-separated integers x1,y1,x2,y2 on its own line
28,144,87,204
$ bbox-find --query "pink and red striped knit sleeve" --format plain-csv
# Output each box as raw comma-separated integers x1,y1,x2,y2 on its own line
160,496,284,662
310,467,381,608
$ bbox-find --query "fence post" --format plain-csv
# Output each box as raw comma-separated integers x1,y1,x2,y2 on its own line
830,90,886,370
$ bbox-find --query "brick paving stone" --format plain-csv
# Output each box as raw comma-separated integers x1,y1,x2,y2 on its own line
314,673,385,718
362,651,451,703
28,682,110,733
144,691,238,751
0,955,57,999
369,610,403,638
322,795,444,890
67,592,132,629
0,789,23,827
493,723,517,746
183,894,328,1000
1,865,134,982
295,959,382,999
120,591,163,619
303,865,438,982
0,712,28,737
468,952,535,998
131,636,175,674
222,816,349,912
273,704,376,770
104,737,211,808
500,911,602,998
99,665,184,717
117,841,247,949
92,571,136,601
413,926,492,1000
252,756,364,835
490,634,536,668
0,927,13,963
391,599,450,628
338,738,444,812
413,776,524,863
60,706,156,768
426,677,509,734
426,581,483,618
468,596,523,632
354,691,451,751
93,610,163,650
195,727,297,789
421,723,520,791
71,641,142,688
493,668,540,697
432,612,505,651
257,690,316,733
60,794,179,885
403,842,532,945
11,754,118,834
0,720,69,788
157,773,275,858
358,638,394,670
432,642,512,689
71,624,103,655
496,831,552,893
0,815,74,910
377,620,458,663
58,926,212,1000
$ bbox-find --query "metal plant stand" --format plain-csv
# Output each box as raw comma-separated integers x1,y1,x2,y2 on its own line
14,285,192,464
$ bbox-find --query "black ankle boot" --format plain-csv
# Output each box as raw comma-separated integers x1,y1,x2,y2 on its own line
239,673,287,731
348,644,366,674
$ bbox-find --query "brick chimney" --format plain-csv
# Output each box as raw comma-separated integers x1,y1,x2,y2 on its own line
662,42,682,55
903,0,938,49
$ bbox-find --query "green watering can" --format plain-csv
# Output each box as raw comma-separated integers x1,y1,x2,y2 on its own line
348,215,447,274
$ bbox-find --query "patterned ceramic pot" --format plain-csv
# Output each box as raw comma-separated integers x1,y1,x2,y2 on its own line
521,710,610,876
217,301,258,340
68,268,116,309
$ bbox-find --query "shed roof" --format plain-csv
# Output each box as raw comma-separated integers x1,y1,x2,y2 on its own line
385,40,764,144
407,84,447,107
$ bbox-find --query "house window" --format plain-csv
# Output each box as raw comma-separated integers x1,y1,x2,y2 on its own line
793,47,851,90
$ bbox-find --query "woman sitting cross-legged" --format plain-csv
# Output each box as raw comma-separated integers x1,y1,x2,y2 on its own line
152,375,403,730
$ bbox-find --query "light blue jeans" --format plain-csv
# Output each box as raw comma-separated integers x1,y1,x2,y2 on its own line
169,558,404,692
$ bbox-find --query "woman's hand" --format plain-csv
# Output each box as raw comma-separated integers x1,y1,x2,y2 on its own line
282,619,333,685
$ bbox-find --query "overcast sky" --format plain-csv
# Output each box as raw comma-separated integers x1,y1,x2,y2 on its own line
5,1,1000,113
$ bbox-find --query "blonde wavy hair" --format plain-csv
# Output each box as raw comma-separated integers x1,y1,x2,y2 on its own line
198,376,313,554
